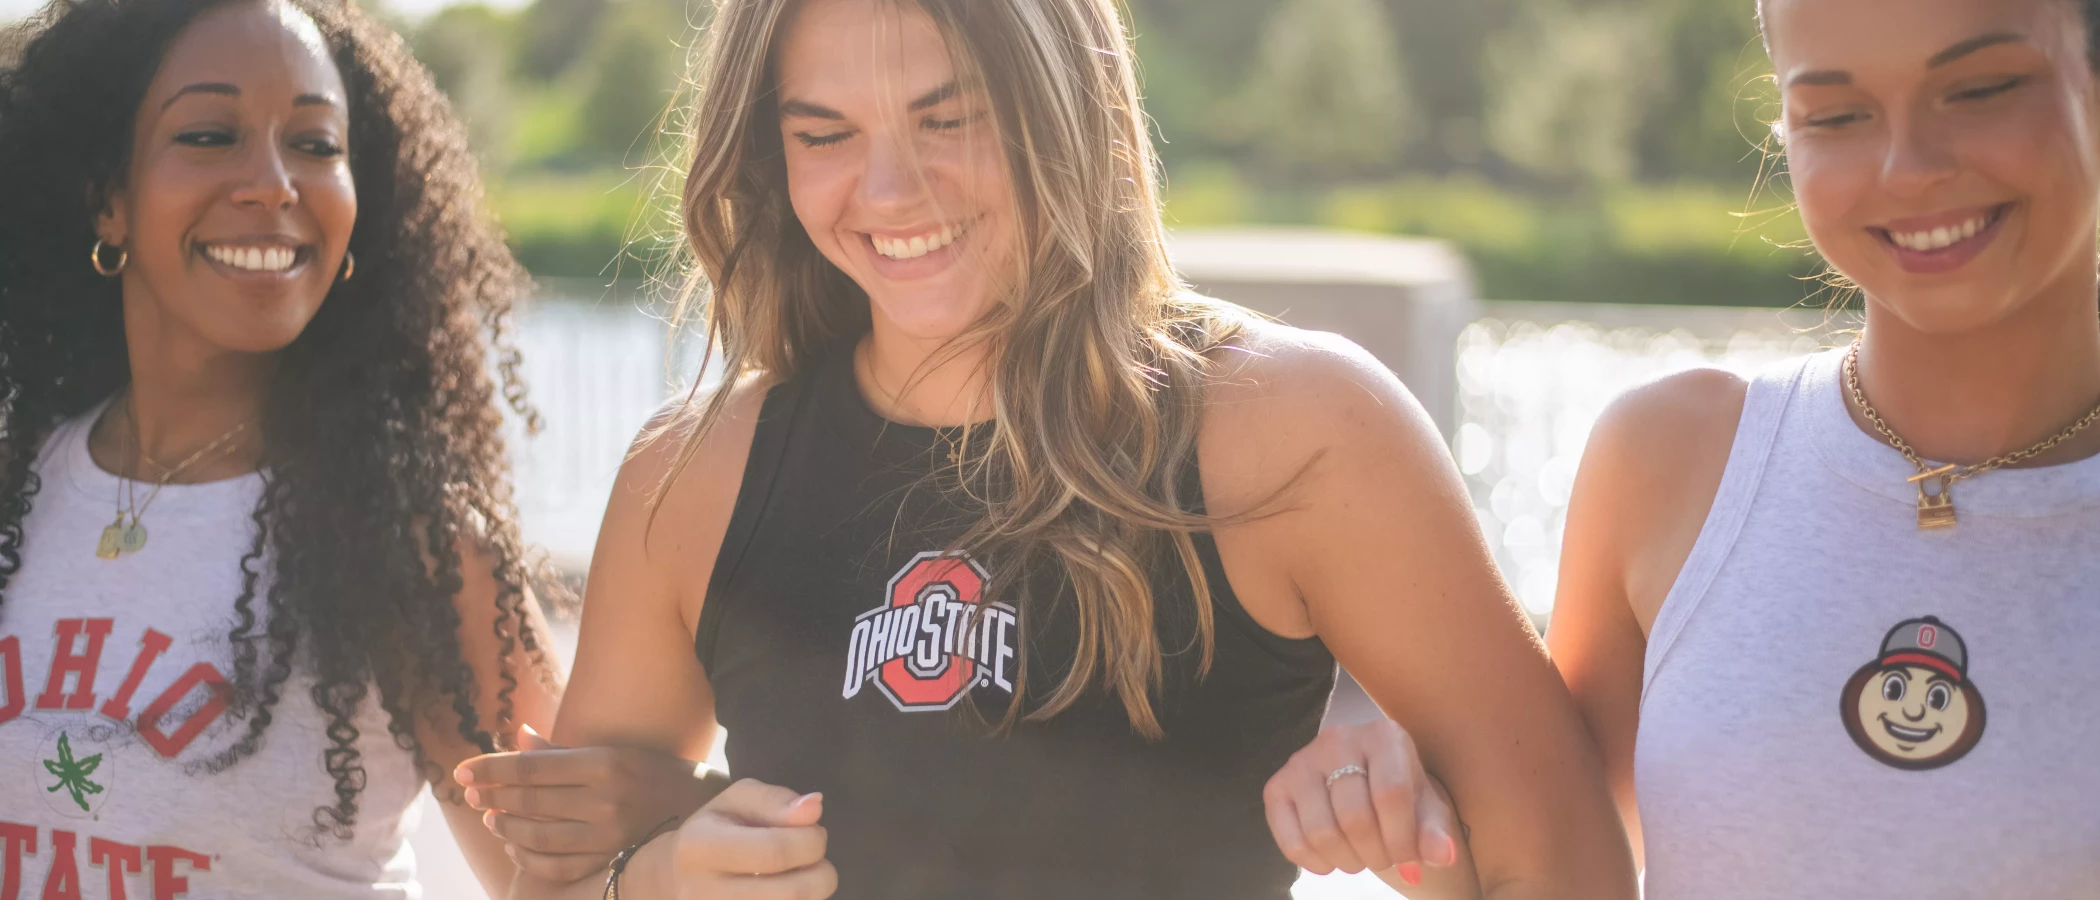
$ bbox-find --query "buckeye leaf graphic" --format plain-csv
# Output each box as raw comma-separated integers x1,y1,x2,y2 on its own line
43,732,105,812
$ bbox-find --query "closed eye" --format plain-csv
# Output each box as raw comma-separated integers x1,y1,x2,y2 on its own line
1950,76,2027,103
1803,111,1866,129
793,130,854,148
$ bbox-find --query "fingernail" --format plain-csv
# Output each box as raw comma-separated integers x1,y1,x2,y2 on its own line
464,787,482,808
452,766,473,786
1428,830,1457,867
482,809,499,829
1397,862,1421,886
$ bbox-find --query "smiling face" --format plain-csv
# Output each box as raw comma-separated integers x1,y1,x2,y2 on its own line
97,0,354,357
773,0,1017,344
1764,0,2100,333
1842,661,1987,769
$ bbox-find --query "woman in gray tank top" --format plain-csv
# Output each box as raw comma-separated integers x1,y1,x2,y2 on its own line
1278,0,2100,895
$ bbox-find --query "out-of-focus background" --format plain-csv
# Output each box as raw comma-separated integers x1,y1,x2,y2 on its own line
0,0,1853,896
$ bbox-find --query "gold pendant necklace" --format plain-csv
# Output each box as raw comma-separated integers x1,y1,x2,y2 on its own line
1843,343,2100,530
98,394,252,559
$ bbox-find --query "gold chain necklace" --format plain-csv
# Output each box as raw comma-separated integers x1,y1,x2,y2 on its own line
854,343,972,469
1843,342,2100,530
96,396,252,559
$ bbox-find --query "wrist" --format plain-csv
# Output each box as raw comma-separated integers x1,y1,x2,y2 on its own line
614,830,678,900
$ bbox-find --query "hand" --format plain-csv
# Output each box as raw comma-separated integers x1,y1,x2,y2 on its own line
453,725,715,882
1263,719,1462,887
666,778,835,899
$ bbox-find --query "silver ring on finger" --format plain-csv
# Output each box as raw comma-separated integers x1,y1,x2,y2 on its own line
1324,764,1368,787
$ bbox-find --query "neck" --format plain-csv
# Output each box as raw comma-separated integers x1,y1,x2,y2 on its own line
855,326,993,428
89,297,271,483
1852,273,2100,468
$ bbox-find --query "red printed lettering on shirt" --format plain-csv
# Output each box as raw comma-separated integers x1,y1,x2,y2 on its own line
0,637,22,727
135,662,230,759
36,619,113,711
0,822,38,900
99,628,172,723
88,839,141,900
144,846,208,900
40,830,81,900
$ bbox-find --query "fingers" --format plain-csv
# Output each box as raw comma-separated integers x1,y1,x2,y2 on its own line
707,780,824,828
508,845,613,883
465,784,613,821
1263,780,1325,873
1284,758,1367,874
707,861,839,900
1414,775,1461,869
485,810,618,856
680,821,829,877
1324,764,1396,873
1359,720,1423,874
458,747,609,789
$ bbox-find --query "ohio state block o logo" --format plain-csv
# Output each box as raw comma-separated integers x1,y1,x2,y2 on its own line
841,552,1020,712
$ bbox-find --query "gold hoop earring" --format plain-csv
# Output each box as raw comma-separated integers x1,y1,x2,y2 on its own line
338,250,355,283
90,240,127,277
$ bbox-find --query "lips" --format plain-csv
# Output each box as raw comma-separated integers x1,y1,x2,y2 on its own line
1868,203,2013,276
1880,714,1942,744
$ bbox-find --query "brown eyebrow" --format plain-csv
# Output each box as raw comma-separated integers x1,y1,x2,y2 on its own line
778,81,962,121
907,81,959,112
162,83,339,111
162,82,238,110
1785,32,2029,88
779,99,844,121
1929,32,2024,68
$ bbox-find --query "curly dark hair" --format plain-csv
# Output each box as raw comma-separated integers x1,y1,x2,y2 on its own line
0,0,552,838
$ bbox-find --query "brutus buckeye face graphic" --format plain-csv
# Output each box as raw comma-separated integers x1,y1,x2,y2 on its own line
1840,617,1986,771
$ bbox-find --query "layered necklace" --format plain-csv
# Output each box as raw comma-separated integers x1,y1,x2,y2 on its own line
1843,342,2100,530
95,395,252,560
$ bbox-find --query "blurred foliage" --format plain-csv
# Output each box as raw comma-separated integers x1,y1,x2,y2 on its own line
391,0,1804,305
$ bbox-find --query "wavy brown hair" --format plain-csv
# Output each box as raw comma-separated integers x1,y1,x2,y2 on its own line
0,0,550,836
666,0,1257,738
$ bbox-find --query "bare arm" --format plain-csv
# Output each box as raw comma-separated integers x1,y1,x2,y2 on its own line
507,380,811,900
1208,325,1636,899
414,538,567,899
1544,369,1745,871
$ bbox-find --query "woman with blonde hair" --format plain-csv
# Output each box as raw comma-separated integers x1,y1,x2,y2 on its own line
1283,0,2100,894
463,0,1636,895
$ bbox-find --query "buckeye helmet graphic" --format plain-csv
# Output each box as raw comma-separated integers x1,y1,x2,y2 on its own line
1839,616,1986,770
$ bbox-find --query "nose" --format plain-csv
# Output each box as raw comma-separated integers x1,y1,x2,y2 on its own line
1902,702,1928,722
856,132,932,216
228,138,298,211
1879,111,1958,199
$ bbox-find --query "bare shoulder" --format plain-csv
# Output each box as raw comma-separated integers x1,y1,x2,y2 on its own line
1583,367,1747,501
604,374,774,627
1200,319,1444,514
1575,367,1748,629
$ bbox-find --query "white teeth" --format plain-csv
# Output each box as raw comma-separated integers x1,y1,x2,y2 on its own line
206,244,299,272
1890,213,1992,253
871,223,967,260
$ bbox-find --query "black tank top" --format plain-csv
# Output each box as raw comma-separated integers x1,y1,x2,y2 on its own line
696,342,1336,899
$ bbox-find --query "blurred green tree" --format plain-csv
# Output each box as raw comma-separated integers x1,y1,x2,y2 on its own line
1217,0,1421,181
411,3,518,163
575,0,682,165
1484,0,1658,188
1635,0,1773,182
514,0,607,79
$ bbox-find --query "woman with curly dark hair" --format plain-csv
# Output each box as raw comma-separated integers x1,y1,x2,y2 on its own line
0,0,698,895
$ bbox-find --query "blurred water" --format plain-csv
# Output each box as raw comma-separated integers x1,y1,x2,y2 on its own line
411,296,1838,898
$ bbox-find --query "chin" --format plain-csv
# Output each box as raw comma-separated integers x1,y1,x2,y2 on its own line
869,294,997,344
1861,280,2031,336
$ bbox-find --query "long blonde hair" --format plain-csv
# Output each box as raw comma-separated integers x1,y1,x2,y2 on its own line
665,0,1248,738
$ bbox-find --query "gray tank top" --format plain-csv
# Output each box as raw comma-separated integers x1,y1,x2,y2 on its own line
1635,349,2100,898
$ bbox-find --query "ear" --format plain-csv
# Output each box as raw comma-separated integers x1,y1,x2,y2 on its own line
90,184,128,248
